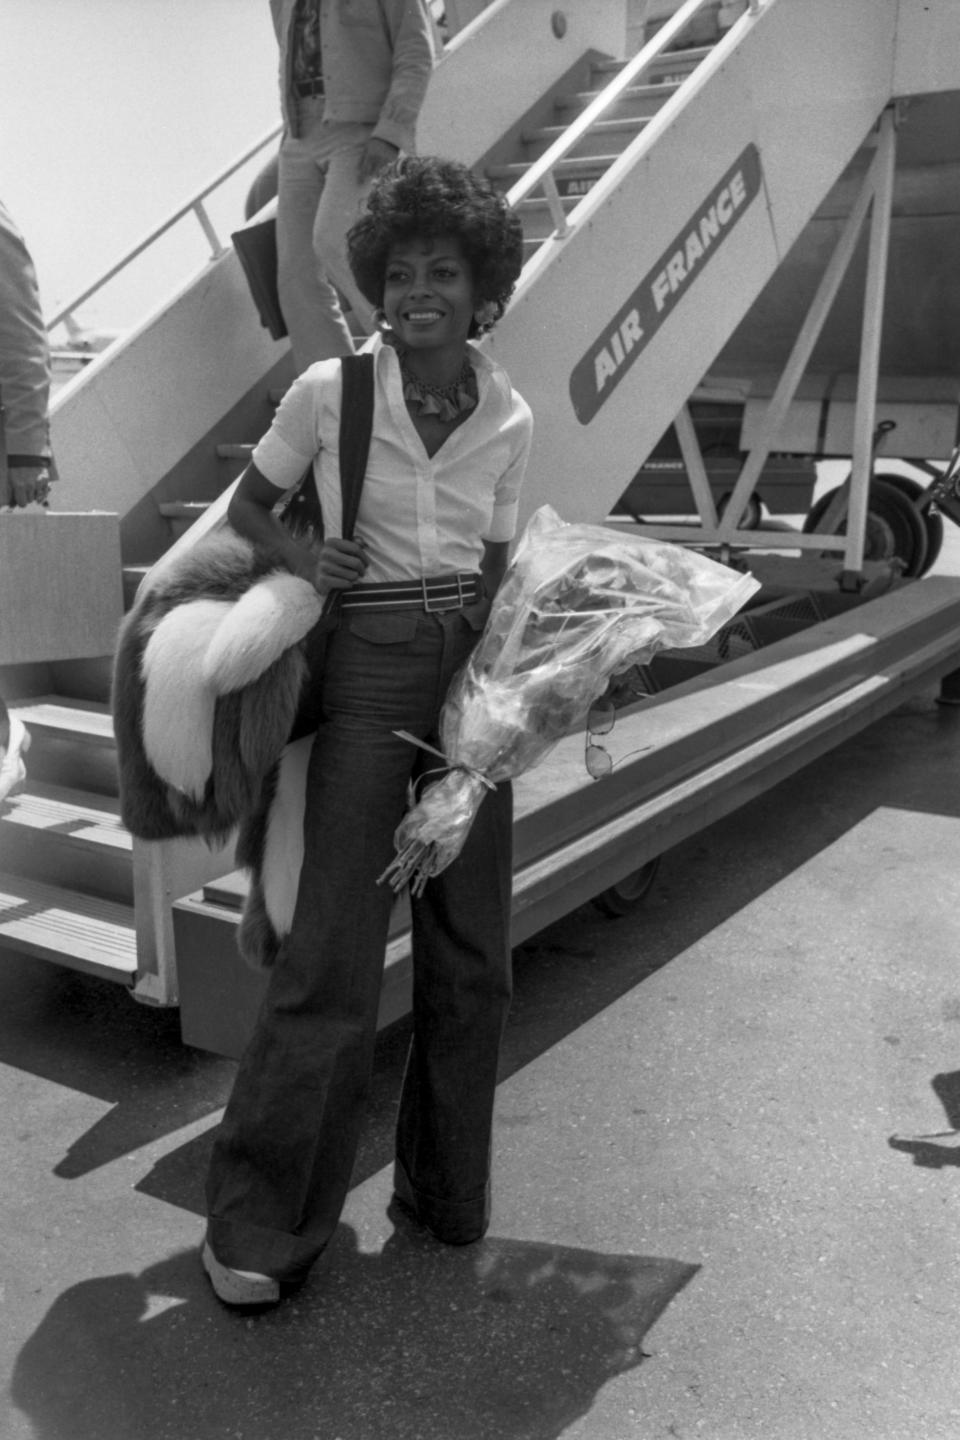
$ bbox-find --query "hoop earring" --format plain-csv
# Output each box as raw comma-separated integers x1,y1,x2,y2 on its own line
373,307,393,334
473,301,498,335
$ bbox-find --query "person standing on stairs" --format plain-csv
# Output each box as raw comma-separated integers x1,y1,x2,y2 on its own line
202,154,532,1307
270,0,439,372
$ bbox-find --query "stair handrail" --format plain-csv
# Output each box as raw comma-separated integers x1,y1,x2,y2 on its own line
506,0,762,234
46,123,283,340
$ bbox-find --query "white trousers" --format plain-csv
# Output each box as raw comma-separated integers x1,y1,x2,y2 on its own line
276,101,378,372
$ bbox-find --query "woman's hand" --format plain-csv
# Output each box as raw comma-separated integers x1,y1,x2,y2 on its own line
357,137,398,184
227,463,370,596
309,537,369,596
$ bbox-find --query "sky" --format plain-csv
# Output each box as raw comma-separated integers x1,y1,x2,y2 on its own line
2,0,280,333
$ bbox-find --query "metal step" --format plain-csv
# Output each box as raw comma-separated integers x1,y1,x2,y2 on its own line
122,565,150,610
555,85,682,123
0,781,132,901
215,441,256,489
583,77,683,105
552,80,679,114
157,501,211,520
9,697,117,796
0,871,137,985
513,194,581,240
10,697,114,748
487,154,617,187
158,501,210,540
521,116,651,161
591,48,713,83
553,48,705,123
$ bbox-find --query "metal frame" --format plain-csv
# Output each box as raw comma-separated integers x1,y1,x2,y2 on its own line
631,106,899,574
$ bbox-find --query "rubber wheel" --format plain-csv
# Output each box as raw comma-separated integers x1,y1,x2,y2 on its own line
802,476,929,578
872,471,943,576
592,856,661,918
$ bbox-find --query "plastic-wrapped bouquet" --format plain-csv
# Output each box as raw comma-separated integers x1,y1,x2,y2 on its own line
379,505,759,895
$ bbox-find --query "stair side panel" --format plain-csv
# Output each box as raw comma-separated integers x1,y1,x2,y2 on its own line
489,0,900,528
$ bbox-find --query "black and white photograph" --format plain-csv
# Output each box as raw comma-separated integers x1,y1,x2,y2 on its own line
2,2,960,1436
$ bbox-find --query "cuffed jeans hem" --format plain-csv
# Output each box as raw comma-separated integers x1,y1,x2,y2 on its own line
205,1215,324,1286
392,1160,490,1246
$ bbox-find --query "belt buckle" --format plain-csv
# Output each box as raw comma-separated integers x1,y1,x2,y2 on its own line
422,574,465,613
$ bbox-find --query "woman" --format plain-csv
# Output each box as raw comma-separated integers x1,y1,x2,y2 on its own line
202,156,533,1307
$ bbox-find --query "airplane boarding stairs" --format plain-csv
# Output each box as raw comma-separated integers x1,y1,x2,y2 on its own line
3,0,960,1048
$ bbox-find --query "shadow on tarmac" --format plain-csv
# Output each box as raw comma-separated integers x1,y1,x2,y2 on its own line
9,1222,699,1440
0,955,236,1179
889,1068,960,1168
3,694,959,1201
6,695,960,1434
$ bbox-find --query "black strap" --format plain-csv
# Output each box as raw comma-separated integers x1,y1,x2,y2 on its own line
337,352,375,540
315,352,374,620
280,351,375,540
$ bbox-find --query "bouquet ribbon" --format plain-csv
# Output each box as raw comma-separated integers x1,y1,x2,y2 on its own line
392,729,497,792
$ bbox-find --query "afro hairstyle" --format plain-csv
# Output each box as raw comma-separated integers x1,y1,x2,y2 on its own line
347,155,524,335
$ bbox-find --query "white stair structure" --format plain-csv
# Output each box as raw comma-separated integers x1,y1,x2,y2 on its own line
4,0,960,1032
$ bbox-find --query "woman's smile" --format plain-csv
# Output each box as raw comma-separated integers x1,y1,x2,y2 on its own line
403,308,444,325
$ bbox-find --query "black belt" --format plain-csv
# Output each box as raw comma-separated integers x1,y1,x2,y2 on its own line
338,573,483,613
295,78,325,98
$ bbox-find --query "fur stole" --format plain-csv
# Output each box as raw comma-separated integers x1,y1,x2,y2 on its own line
112,527,322,970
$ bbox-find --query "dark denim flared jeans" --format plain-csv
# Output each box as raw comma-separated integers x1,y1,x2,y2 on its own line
205,602,513,1282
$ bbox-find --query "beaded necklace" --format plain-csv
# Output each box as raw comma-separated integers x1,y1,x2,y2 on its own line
397,351,478,423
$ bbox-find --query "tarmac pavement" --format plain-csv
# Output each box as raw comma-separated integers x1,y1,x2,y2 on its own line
3,514,960,1440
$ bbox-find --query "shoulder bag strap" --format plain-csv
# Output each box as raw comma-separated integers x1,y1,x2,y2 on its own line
315,351,375,620
337,351,375,540
280,351,374,538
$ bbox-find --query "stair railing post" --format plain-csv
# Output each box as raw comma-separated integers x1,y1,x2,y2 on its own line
843,106,897,580
540,170,570,237
192,200,228,261
46,122,282,340
130,839,181,1006
130,828,240,1007
674,404,720,528
716,125,887,540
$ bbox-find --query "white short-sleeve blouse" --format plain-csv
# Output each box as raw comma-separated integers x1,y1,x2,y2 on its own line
252,335,533,584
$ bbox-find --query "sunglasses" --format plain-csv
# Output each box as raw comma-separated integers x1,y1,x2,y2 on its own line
585,696,616,779
584,694,652,780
